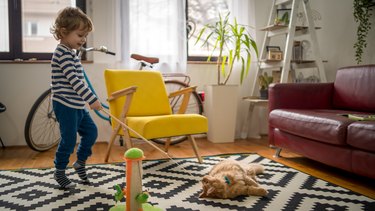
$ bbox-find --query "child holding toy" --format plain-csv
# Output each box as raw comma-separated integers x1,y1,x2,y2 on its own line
50,7,102,188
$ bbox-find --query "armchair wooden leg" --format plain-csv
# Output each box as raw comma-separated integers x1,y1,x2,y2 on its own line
188,135,203,163
164,138,172,152
123,133,133,150
104,125,121,162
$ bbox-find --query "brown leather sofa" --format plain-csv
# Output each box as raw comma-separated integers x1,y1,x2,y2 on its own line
268,64,375,179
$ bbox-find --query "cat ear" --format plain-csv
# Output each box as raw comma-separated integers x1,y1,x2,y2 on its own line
202,176,209,184
207,187,215,196
199,189,207,198
200,180,210,198
202,175,213,183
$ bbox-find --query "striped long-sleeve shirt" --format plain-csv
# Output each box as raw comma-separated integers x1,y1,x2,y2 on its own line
51,44,98,109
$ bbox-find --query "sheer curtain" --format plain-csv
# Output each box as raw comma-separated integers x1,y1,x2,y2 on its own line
115,0,187,73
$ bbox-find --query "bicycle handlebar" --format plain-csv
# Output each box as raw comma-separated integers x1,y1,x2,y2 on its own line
79,46,116,56
106,51,116,55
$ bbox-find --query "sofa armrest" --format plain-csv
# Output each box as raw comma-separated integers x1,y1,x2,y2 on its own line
269,82,334,111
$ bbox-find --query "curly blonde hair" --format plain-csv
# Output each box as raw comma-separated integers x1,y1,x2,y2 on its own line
50,7,93,40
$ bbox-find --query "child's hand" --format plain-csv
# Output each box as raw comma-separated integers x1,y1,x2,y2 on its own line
90,100,103,110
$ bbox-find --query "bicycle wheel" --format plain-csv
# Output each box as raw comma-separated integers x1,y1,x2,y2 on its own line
151,80,204,145
24,89,60,151
164,80,203,115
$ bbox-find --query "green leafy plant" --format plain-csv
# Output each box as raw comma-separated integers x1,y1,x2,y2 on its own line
258,72,273,99
274,10,290,25
258,72,273,90
195,13,258,85
353,0,374,64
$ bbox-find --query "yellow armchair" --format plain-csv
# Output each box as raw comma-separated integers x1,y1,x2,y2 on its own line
104,69,208,163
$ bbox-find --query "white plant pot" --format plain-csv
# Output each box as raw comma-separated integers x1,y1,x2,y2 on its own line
204,85,238,143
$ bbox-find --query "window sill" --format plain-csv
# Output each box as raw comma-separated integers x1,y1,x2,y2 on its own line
0,60,94,64
188,61,217,65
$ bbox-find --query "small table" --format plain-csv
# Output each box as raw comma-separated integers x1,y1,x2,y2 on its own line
240,96,269,139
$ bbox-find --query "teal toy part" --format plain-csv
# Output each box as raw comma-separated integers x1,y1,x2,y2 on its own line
224,176,231,185
124,148,144,159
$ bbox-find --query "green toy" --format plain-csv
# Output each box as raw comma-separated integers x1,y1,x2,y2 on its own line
114,184,124,203
348,114,375,121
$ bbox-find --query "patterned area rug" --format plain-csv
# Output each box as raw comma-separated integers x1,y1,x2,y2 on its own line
0,154,374,211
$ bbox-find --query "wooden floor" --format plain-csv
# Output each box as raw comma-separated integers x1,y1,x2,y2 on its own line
0,136,374,199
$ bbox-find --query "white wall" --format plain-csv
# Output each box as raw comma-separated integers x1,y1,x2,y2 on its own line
1,0,374,146
187,0,375,137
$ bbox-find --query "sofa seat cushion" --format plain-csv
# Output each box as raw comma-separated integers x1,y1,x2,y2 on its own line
269,109,357,145
347,121,375,153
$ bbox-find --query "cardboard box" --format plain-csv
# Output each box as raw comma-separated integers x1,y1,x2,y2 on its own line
267,50,283,61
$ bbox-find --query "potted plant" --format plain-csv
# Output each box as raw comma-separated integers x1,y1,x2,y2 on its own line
353,0,375,64
258,72,273,99
196,13,258,85
195,13,258,143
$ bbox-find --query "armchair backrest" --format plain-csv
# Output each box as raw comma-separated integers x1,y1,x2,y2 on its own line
104,69,172,117
333,64,375,112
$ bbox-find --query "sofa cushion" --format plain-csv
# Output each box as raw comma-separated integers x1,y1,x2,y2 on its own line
347,121,375,153
273,129,352,172
269,109,356,145
333,65,375,112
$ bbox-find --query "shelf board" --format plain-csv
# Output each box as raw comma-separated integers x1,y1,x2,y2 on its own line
260,25,321,31
261,59,317,63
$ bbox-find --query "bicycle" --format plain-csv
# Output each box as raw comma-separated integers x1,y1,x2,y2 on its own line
24,47,204,151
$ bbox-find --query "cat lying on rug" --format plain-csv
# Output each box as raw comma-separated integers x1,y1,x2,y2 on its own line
199,160,268,199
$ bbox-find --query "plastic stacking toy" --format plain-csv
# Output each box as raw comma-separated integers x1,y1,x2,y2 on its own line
110,148,163,211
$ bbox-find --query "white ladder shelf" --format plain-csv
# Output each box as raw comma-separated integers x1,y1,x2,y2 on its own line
251,0,326,96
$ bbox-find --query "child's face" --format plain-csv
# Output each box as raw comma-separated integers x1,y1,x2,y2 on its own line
60,24,89,50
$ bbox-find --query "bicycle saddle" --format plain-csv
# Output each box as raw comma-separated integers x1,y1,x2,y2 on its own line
131,54,159,64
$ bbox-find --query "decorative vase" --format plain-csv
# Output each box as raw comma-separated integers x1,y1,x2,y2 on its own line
259,89,268,99
204,85,238,143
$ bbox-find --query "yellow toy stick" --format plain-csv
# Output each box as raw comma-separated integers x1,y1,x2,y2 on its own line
101,108,194,177
101,109,170,157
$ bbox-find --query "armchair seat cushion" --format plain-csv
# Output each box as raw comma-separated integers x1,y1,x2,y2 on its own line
126,114,208,139
269,109,356,145
347,122,375,153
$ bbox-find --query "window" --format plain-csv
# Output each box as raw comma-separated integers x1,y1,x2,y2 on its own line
0,0,86,61
186,0,230,61
0,0,9,52
25,21,38,38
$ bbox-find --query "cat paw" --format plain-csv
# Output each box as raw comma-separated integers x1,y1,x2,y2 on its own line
259,188,268,196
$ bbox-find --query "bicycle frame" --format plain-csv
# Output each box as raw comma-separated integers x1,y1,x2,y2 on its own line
80,46,115,122
83,70,110,121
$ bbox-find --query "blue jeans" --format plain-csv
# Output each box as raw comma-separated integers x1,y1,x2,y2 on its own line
53,101,98,170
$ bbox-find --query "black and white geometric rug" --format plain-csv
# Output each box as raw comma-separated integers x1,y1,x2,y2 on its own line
0,154,374,211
